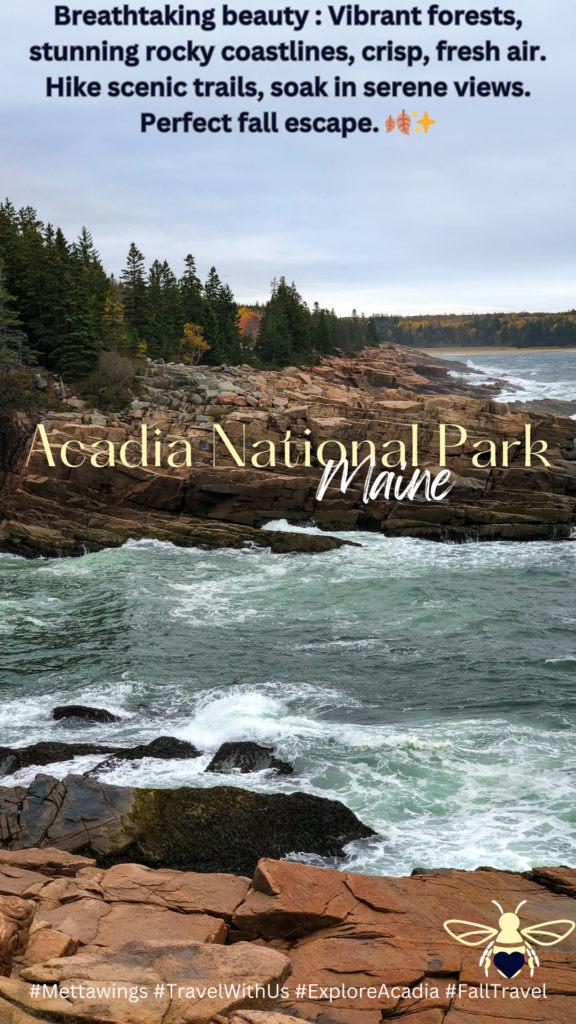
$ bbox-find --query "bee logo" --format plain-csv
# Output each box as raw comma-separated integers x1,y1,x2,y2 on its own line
444,901,575,980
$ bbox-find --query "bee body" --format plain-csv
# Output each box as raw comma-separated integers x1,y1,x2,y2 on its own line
444,900,572,982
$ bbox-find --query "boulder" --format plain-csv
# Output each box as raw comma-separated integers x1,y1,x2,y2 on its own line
231,859,356,939
0,742,117,778
205,743,293,776
109,736,201,762
0,777,375,875
17,926,78,968
80,903,228,950
52,706,120,724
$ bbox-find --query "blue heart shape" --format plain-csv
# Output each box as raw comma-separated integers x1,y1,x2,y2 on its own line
493,951,526,979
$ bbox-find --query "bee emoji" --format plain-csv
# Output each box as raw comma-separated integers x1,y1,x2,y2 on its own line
444,900,575,980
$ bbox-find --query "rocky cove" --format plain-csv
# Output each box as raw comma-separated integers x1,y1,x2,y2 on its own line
2,348,576,1024
3,344,576,557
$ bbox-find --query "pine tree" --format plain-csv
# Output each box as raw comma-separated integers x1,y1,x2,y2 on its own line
51,271,100,378
0,261,28,364
102,276,131,353
120,242,148,349
256,306,293,365
73,227,109,313
365,317,380,347
311,302,339,356
255,277,313,366
203,267,241,364
146,259,180,358
180,254,204,326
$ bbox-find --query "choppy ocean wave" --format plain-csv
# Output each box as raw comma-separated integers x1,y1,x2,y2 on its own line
1,525,576,875
444,349,576,405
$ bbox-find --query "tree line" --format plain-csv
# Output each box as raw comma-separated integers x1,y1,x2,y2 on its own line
374,312,576,348
0,200,378,378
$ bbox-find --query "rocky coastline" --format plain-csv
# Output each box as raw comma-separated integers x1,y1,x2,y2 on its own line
3,345,576,554
0,846,575,1023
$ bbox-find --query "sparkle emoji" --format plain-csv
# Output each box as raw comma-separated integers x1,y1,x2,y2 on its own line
416,111,436,134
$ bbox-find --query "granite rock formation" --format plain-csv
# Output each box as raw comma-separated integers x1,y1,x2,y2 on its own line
0,776,375,875
0,851,575,1022
3,346,576,553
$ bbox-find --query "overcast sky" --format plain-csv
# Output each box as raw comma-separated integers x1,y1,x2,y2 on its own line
0,1,573,314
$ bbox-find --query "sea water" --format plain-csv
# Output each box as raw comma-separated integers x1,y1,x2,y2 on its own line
1,349,576,876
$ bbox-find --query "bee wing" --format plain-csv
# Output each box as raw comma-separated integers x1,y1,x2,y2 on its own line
443,920,499,947
521,920,576,947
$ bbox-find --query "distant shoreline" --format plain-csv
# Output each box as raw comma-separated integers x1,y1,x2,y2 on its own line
420,346,576,355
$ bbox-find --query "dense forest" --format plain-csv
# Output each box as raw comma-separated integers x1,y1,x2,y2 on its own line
0,200,378,379
373,312,576,349
1,201,574,387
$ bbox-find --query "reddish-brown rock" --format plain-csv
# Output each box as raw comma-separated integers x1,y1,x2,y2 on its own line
0,896,34,977
0,853,576,1022
18,926,78,968
3,346,576,555
98,863,251,920
0,848,95,877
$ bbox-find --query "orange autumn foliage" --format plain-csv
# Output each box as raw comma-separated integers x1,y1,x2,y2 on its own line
238,307,262,342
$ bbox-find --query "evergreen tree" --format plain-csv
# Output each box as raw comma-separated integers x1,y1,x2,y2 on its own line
73,227,109,313
146,259,180,358
365,317,380,347
0,261,28,364
255,277,313,366
120,242,148,348
102,276,131,353
51,271,100,378
256,307,293,365
203,266,241,364
180,254,204,326
311,302,339,356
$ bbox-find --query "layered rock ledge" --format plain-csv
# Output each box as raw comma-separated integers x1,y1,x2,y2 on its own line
0,776,375,876
0,849,575,1023
3,346,576,553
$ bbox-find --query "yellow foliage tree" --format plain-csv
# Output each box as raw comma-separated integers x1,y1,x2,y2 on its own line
180,323,211,365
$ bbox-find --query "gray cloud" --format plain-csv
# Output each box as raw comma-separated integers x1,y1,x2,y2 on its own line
0,0,574,313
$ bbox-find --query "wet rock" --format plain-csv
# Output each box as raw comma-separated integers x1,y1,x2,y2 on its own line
0,777,375,876
0,512,354,560
52,706,120,724
86,736,202,776
0,742,118,778
113,736,201,761
205,743,293,776
0,737,201,780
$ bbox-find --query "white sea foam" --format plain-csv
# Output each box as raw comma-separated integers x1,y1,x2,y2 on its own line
448,356,576,404
2,520,576,875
